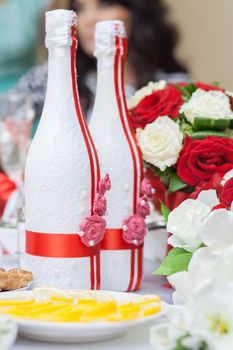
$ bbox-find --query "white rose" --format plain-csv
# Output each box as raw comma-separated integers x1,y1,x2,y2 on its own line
167,199,211,252
136,116,183,171
180,88,233,124
127,80,167,110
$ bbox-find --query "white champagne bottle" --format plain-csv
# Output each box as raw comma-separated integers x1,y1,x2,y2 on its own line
89,21,144,292
23,10,101,289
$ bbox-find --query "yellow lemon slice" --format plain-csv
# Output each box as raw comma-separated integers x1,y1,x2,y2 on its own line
32,287,71,302
79,291,114,302
0,293,34,306
68,291,95,301
133,295,160,305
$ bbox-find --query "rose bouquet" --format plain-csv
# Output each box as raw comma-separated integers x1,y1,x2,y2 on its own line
127,81,233,211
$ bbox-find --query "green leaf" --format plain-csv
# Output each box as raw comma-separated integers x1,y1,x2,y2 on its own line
175,84,191,99
168,173,187,193
185,83,197,95
173,335,208,350
190,130,226,139
210,81,220,87
160,202,170,223
154,247,192,276
193,117,230,131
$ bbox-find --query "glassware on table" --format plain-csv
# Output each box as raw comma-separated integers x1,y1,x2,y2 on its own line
0,93,34,224
16,193,26,268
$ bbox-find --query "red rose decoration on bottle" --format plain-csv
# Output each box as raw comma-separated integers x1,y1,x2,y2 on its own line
177,136,233,186
219,177,233,209
137,196,150,218
80,215,106,247
141,178,155,198
129,84,183,129
93,194,107,217
99,173,111,195
122,214,146,246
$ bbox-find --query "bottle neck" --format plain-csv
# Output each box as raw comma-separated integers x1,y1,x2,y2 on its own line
43,28,79,114
95,36,126,102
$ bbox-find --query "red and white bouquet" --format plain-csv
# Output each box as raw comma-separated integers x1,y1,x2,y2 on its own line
127,81,233,210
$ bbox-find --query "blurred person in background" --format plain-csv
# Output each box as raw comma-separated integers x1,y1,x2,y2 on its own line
0,0,56,93
0,0,190,217
12,0,190,124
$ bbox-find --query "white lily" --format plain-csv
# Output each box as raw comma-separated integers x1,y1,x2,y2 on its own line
169,245,233,304
168,247,218,304
150,323,186,350
186,279,233,350
151,280,233,350
196,189,219,207
167,199,211,252
200,209,233,254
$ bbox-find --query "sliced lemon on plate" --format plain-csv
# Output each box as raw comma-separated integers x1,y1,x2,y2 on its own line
32,287,71,302
74,291,114,302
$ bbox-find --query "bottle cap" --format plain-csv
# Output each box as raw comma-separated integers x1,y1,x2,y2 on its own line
94,20,126,57
45,10,77,49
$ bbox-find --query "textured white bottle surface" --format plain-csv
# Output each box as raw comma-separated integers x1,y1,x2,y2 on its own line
89,21,142,291
24,10,97,288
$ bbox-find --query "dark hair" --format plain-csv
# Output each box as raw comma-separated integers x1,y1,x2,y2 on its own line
70,0,187,112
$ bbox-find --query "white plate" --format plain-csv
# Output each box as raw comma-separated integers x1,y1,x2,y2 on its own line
0,291,165,343
0,284,31,294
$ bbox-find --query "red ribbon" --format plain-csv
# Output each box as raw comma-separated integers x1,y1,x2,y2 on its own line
26,230,99,258
71,26,100,211
113,35,144,291
101,229,143,250
114,37,137,213
101,228,143,292
26,230,100,290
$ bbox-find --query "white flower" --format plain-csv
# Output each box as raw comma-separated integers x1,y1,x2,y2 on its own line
127,80,167,109
168,247,219,303
180,88,233,124
197,189,219,207
136,116,183,171
200,209,233,254
186,279,233,350
0,315,17,350
225,90,233,97
169,244,233,304
221,169,233,186
167,199,211,252
151,279,233,350
150,322,186,350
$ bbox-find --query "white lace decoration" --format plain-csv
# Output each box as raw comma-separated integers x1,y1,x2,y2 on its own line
94,20,126,58
45,10,77,49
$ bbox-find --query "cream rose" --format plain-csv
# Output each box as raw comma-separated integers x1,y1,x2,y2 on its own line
127,80,166,110
180,88,233,124
136,116,183,171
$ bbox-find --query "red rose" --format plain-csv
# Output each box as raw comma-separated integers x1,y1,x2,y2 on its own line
195,82,224,92
230,97,233,112
122,214,146,245
79,215,106,247
219,177,233,209
129,84,183,128
93,193,106,216
189,173,222,199
177,136,233,186
0,173,16,216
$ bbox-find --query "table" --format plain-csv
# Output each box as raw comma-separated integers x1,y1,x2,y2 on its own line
2,256,172,350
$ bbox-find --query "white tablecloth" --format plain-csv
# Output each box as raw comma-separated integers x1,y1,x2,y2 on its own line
2,256,172,350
